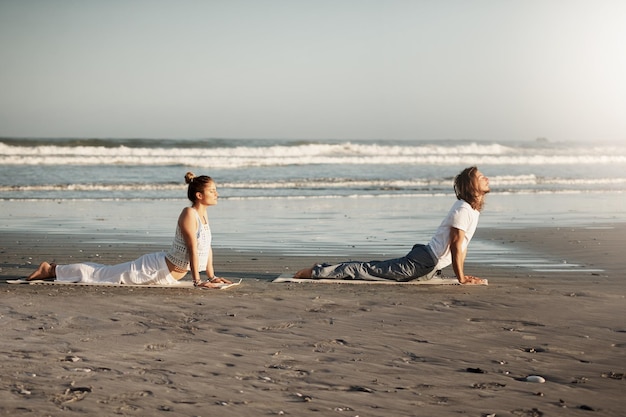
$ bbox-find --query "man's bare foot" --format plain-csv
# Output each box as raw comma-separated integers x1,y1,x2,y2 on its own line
294,266,314,279
27,262,56,280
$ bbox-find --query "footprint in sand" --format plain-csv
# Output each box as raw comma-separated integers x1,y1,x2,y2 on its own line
511,409,544,417
98,390,153,405
52,386,92,405
313,339,348,353
259,321,297,331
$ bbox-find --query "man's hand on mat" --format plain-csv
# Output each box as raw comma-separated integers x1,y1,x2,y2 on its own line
459,275,488,285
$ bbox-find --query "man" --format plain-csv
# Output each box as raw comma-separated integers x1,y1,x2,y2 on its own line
294,166,489,285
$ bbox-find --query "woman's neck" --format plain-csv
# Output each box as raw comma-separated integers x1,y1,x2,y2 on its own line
192,203,208,220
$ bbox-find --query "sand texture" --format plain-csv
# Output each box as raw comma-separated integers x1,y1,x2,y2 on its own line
1,226,625,416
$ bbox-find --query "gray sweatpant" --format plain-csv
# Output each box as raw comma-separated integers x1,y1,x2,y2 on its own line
311,244,439,282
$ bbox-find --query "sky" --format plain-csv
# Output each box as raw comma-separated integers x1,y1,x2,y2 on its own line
1,0,625,143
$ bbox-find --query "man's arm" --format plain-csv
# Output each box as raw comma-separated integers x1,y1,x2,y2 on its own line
449,227,486,284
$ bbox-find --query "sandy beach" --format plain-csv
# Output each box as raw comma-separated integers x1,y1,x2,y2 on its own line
1,225,624,416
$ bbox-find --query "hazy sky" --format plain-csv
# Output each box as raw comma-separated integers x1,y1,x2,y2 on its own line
1,0,625,142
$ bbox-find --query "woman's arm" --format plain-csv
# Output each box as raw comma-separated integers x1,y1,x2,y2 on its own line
178,208,201,285
202,247,232,285
449,227,485,284
205,246,215,279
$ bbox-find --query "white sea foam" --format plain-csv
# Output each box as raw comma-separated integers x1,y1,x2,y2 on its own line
2,139,625,200
2,141,625,167
2,175,625,194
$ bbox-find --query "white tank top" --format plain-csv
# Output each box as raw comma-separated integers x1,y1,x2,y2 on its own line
165,210,212,271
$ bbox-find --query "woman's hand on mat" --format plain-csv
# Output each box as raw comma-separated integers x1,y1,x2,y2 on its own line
207,277,233,287
459,275,487,285
196,280,224,288
193,277,232,288
209,276,232,284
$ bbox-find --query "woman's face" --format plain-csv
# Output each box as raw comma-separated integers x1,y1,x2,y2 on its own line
198,182,219,206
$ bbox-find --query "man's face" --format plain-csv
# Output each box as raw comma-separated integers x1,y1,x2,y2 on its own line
474,171,490,194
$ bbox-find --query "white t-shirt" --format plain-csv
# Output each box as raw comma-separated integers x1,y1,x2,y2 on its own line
427,199,480,271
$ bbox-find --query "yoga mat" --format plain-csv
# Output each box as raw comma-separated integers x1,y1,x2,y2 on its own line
271,273,476,285
7,279,242,289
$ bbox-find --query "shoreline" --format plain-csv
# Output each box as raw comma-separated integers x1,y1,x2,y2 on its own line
2,191,625,257
1,225,624,416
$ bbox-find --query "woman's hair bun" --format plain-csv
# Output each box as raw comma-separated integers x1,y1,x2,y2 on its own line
184,172,196,184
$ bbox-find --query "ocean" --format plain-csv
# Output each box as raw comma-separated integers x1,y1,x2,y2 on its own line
1,138,624,268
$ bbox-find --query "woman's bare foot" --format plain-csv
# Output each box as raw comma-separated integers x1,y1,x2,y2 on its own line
27,262,56,280
294,266,314,279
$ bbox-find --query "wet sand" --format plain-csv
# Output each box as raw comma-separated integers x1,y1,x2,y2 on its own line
1,225,624,416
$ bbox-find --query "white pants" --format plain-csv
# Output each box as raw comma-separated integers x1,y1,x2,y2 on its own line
56,252,180,285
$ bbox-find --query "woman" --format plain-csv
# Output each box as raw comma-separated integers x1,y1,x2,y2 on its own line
27,172,232,288
294,166,489,285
